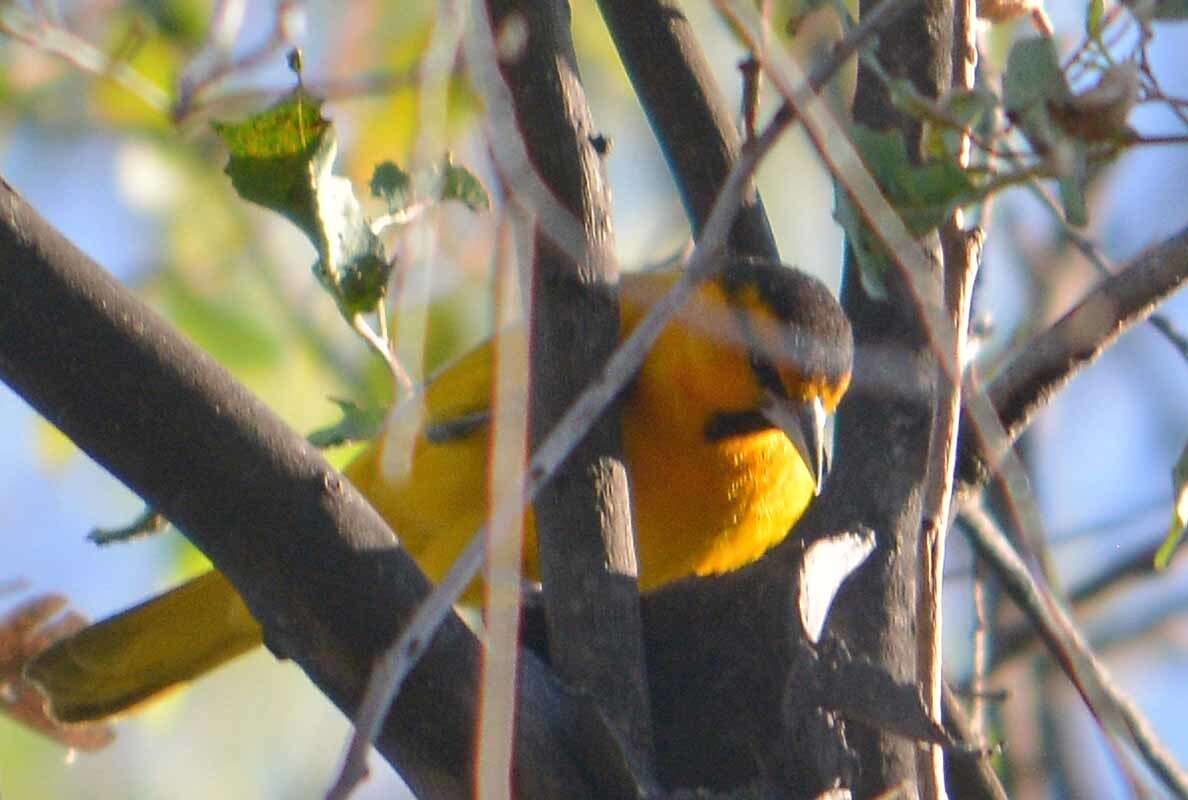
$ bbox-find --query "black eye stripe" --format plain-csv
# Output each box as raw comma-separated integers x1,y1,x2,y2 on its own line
734,306,788,399
704,410,772,441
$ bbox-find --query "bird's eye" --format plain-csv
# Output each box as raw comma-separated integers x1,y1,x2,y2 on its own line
748,351,786,399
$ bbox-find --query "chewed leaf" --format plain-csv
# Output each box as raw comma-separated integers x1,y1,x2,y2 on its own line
215,90,391,315
213,89,329,235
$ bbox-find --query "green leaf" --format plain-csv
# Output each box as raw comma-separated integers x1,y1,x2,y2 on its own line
1086,0,1105,39
438,158,489,212
308,398,388,448
944,87,998,130
1003,37,1067,115
215,90,391,316
1003,38,1069,155
370,160,412,213
834,187,889,301
849,125,983,234
924,87,998,160
314,249,392,317
1057,140,1090,227
840,125,988,297
1155,443,1188,569
213,89,328,235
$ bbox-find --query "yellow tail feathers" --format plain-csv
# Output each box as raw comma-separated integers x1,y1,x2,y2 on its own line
26,570,261,724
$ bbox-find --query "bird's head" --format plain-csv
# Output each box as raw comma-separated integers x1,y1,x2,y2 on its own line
715,258,853,494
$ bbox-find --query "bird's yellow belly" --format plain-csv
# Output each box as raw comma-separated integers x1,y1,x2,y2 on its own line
622,413,814,591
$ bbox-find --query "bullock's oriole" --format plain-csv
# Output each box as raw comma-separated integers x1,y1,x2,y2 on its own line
27,257,852,723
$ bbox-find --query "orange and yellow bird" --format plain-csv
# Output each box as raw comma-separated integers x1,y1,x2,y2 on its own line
27,257,852,723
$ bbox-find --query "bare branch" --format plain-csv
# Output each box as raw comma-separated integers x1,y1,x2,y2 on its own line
961,505,1188,798
958,226,1188,497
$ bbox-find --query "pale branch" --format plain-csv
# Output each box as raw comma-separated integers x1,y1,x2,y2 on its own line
918,0,981,788
0,176,608,799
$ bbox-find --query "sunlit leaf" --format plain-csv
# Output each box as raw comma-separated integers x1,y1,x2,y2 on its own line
1155,443,1188,569
88,16,176,129
307,398,387,449
213,89,329,234
215,90,392,317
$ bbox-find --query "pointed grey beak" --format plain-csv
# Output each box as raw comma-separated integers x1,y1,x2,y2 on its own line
762,391,829,495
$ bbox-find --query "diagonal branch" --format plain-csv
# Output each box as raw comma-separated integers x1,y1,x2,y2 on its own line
960,504,1188,798
0,176,606,799
957,226,1188,498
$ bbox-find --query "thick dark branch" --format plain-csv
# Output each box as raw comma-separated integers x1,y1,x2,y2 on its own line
957,226,1188,497
486,0,654,777
825,0,953,793
0,177,602,799
597,0,778,259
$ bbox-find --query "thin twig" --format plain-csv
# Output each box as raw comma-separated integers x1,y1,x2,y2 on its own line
0,4,170,111
962,505,1188,798
915,0,981,791
475,211,530,800
989,530,1186,669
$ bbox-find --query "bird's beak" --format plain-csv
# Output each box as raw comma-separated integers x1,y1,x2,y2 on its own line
762,391,829,495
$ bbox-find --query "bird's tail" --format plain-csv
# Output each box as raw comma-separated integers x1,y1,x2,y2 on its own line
25,569,261,723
